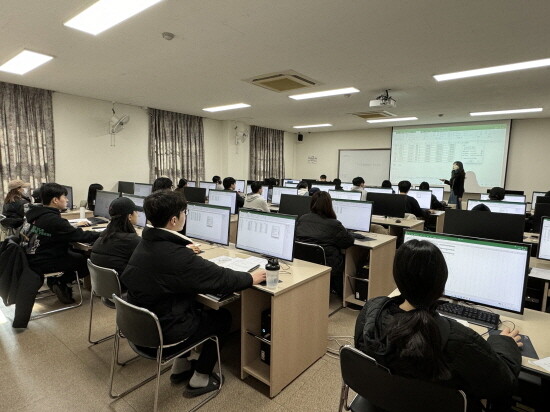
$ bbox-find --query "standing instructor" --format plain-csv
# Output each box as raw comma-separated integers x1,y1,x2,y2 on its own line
440,161,465,209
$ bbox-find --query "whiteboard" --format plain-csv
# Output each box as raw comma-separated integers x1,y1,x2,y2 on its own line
338,149,391,185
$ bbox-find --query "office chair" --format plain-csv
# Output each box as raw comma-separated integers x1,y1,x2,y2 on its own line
338,345,467,412
109,295,223,412
293,241,327,266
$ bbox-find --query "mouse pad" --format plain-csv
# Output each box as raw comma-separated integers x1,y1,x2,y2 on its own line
487,330,538,359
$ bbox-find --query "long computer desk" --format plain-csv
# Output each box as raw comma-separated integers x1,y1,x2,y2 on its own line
343,233,397,308
371,215,425,236
61,209,93,220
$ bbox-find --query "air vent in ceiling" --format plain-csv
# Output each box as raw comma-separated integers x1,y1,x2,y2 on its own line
244,70,320,92
351,111,396,120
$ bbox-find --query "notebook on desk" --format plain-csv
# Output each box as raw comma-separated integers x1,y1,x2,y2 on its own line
208,255,268,273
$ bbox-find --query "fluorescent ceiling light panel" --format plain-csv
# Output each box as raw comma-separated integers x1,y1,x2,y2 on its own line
64,0,164,35
289,87,359,100
367,117,418,124
203,103,250,112
470,108,543,116
434,58,550,81
0,50,53,75
293,124,332,129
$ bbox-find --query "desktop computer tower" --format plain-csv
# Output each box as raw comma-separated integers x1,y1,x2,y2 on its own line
354,258,370,302
260,309,271,365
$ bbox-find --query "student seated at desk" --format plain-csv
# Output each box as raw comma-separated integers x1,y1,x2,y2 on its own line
297,181,309,196
212,175,223,191
381,179,395,194
152,177,173,192
319,174,327,182
398,180,428,219
354,240,522,411
86,183,103,211
174,178,188,193
2,180,32,230
21,183,100,304
351,177,367,201
295,191,354,297
488,186,505,201
333,178,343,191
223,177,244,213
418,181,445,210
244,181,269,212
121,191,266,395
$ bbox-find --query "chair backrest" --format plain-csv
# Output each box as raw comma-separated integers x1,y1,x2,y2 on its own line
87,259,122,300
293,241,327,266
112,295,162,348
339,346,466,412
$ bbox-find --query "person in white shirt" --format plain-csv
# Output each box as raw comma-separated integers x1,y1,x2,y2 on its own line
297,181,309,196
351,177,367,201
244,182,270,212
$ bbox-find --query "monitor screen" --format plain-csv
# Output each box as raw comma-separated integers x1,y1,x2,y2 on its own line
208,189,236,214
246,185,268,201
366,192,406,218
538,217,550,261
480,193,526,203
199,181,217,197
121,194,146,227
415,186,444,202
185,203,231,246
236,209,297,261
340,182,354,191
407,189,432,209
392,185,399,193
134,183,152,197
118,181,134,194
365,187,393,195
332,199,373,232
183,187,206,203
311,183,336,192
467,200,526,215
532,203,550,233
186,181,196,187
94,191,120,219
271,187,298,205
283,179,301,188
403,230,529,314
235,180,246,193
62,185,73,210
532,191,548,211
328,190,362,201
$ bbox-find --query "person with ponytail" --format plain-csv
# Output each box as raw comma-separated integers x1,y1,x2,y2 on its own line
440,160,466,209
354,240,522,410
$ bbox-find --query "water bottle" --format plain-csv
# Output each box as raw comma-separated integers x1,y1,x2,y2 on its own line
79,206,86,220
265,258,280,289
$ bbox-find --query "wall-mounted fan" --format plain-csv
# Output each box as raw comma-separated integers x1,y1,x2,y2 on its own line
109,103,130,146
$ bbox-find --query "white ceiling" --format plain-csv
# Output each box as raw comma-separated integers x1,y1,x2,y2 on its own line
1,0,550,132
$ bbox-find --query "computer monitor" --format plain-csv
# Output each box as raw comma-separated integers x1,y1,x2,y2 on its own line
480,193,526,203
134,183,152,197
505,190,524,195
311,183,336,192
186,181,196,187
278,194,312,219
199,181,217,197
208,189,236,214
366,192,406,218
531,191,548,211
283,179,300,188
407,189,432,209
328,190,362,201
332,199,373,232
403,230,530,314
537,217,550,261
365,187,393,195
391,185,399,193
302,179,316,189
235,180,246,193
184,203,231,246
415,186,444,202
121,194,147,227
236,209,297,261
340,182,354,191
532,203,550,233
246,185,269,201
183,187,206,203
94,191,120,219
271,187,298,205
443,209,525,243
118,181,134,194
62,185,73,210
467,200,526,215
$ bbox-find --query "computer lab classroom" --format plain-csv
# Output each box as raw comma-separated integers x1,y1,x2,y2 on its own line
1,1,550,411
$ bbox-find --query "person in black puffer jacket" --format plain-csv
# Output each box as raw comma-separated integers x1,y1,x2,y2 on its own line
295,191,355,297
2,180,32,230
354,240,522,411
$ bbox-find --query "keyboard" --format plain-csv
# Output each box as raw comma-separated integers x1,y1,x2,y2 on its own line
87,217,108,225
437,301,500,329
349,231,375,241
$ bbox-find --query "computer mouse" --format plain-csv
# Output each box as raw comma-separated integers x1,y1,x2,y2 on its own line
395,219,402,223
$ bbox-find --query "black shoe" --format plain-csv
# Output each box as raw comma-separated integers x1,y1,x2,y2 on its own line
52,282,75,304
184,373,223,397
101,297,116,309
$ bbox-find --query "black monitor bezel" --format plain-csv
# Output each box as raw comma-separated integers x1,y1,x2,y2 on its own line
94,190,120,219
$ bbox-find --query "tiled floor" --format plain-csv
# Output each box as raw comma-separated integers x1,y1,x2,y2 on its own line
0,290,359,411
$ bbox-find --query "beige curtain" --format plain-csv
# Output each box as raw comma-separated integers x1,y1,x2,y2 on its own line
249,125,285,181
148,108,205,183
0,82,55,200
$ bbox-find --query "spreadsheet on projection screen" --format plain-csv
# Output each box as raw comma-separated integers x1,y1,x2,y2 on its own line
390,122,510,190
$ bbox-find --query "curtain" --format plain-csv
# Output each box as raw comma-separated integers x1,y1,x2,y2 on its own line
148,108,205,184
249,125,285,181
0,82,55,200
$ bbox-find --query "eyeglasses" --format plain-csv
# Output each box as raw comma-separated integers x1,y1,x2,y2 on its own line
183,209,188,215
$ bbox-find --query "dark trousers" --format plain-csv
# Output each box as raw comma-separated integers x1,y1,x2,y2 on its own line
29,250,89,285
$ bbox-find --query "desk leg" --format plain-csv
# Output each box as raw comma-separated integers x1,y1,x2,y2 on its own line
542,281,549,312
435,214,445,233
368,240,397,300
229,220,237,244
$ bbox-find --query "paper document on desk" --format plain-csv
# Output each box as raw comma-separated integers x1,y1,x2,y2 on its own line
529,357,550,372
68,219,89,223
209,256,267,272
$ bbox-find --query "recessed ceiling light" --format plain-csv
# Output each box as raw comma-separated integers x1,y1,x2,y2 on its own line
289,87,359,100
366,117,418,124
64,0,164,35
0,50,53,75
293,124,333,129
470,108,543,116
203,103,251,112
434,58,550,81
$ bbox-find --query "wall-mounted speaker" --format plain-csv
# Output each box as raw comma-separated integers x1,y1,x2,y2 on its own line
297,133,303,142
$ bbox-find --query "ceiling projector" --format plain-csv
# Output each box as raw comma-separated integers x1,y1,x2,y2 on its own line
370,90,396,108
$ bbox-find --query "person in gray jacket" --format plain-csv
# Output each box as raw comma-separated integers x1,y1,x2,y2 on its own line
244,181,270,212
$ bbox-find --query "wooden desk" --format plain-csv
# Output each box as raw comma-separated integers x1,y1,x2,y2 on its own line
431,210,445,233
229,214,238,244
61,210,93,220
524,232,540,245
343,233,397,308
371,215,424,236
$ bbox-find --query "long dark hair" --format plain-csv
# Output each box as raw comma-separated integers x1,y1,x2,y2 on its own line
452,161,465,179
152,177,173,192
101,214,137,242
87,183,103,211
310,191,337,219
387,240,451,380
